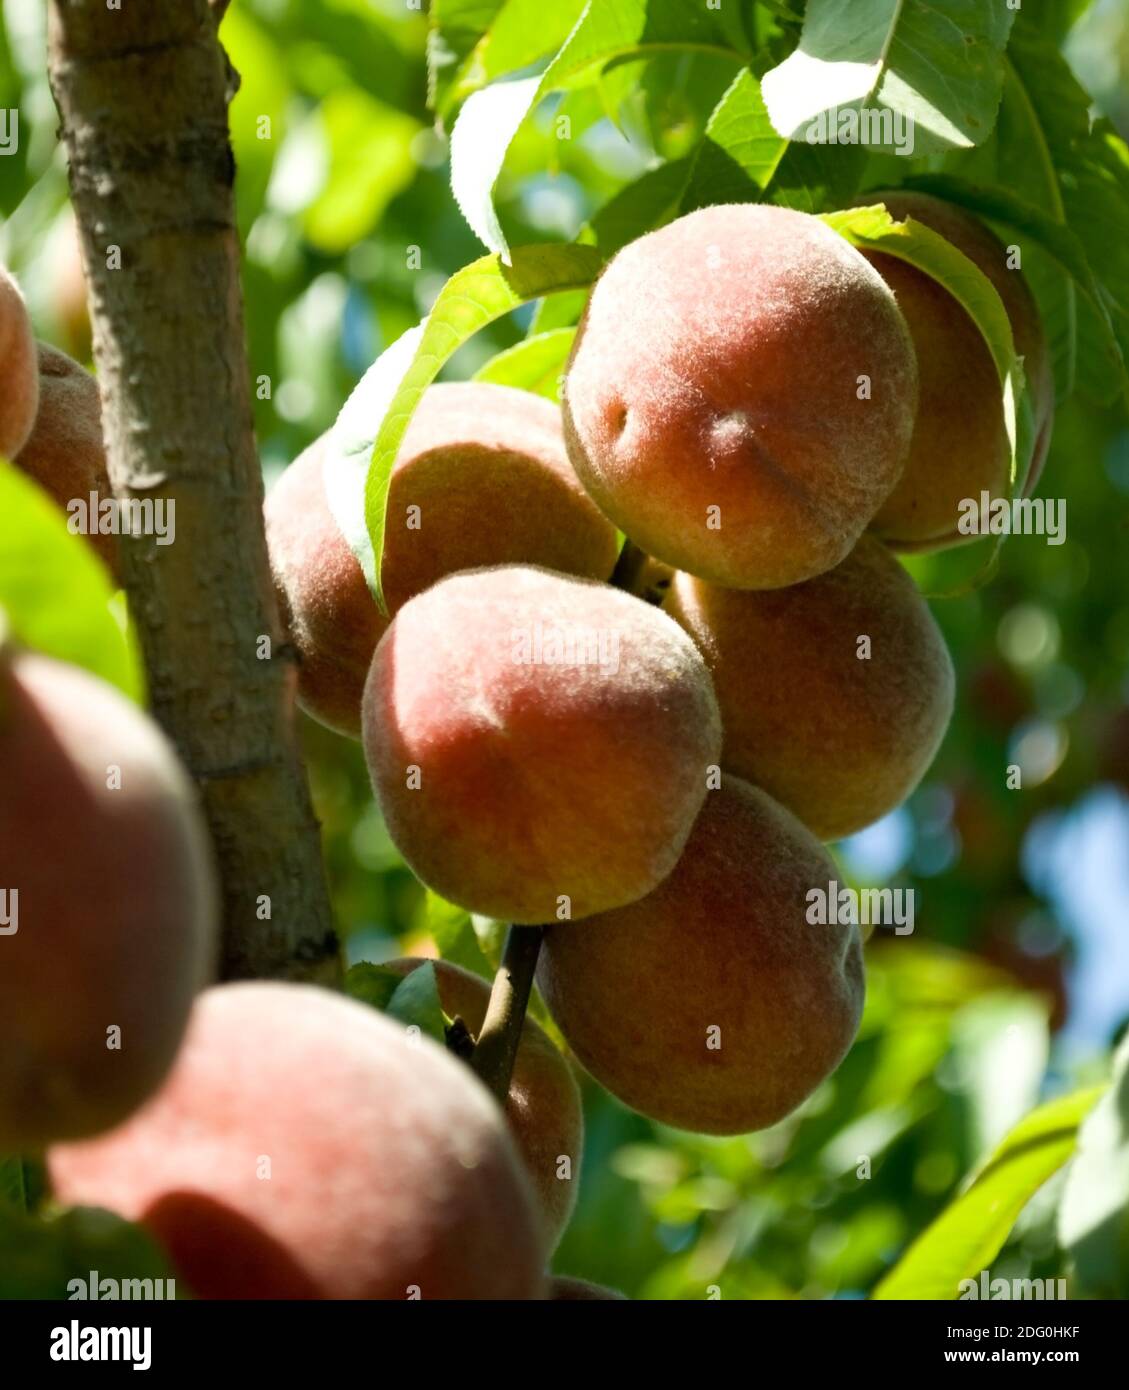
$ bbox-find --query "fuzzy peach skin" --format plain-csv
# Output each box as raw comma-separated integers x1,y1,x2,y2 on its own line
265,382,619,738
859,191,1055,550
386,957,583,1251
362,565,723,925
664,537,955,842
0,267,39,459
48,982,546,1300
0,649,218,1149
537,777,865,1135
15,344,118,580
562,204,919,590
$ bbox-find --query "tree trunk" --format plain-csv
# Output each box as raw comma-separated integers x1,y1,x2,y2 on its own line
47,0,339,986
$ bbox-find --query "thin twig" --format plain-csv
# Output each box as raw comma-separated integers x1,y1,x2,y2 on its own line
469,926,545,1102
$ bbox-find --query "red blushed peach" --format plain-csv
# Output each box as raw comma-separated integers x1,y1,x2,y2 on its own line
563,203,919,590
362,564,722,925
48,982,547,1300
663,537,955,842
537,777,865,1135
859,190,1055,550
15,344,118,580
0,267,39,460
0,649,217,1148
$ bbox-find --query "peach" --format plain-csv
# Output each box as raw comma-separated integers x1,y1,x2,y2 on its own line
0,648,218,1148
15,344,118,579
860,190,1055,549
563,203,919,589
536,776,865,1135
265,438,382,740
265,382,619,737
385,957,583,1250
0,266,39,459
48,982,546,1300
362,565,722,924
663,537,955,842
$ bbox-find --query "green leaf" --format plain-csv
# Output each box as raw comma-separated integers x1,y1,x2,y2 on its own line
1059,1032,1129,1297
472,327,576,399
681,67,866,215
451,74,544,256
346,958,455,1046
715,0,754,56
873,1086,1104,1300
1003,23,1129,405
681,66,786,209
0,1202,179,1300
425,891,495,980
302,90,421,255
450,0,748,255
0,461,143,702
765,137,869,213
476,0,590,84
545,0,750,89
344,962,405,1013
948,993,1049,1162
429,0,508,115
1041,0,1100,40
587,157,692,252
323,244,603,613
470,915,507,971
761,0,1015,157
439,0,589,116
321,326,425,617
0,1156,28,1211
529,288,589,333
386,962,449,1046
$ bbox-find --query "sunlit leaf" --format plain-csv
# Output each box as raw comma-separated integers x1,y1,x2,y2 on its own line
304,90,421,254
873,1087,1104,1300
449,0,747,254
0,462,142,701
323,243,602,612
472,327,575,398
1059,1031,1129,1297
682,67,867,214
0,1203,178,1300
762,0,1015,156
426,891,495,980
949,993,1049,1161
437,0,588,115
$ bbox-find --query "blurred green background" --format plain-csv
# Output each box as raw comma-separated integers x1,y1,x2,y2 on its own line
2,0,1127,1299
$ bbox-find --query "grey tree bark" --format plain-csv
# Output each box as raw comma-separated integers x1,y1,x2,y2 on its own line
47,0,339,985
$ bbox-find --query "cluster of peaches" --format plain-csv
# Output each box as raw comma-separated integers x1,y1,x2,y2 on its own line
268,192,1050,1134
0,189,1050,1298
